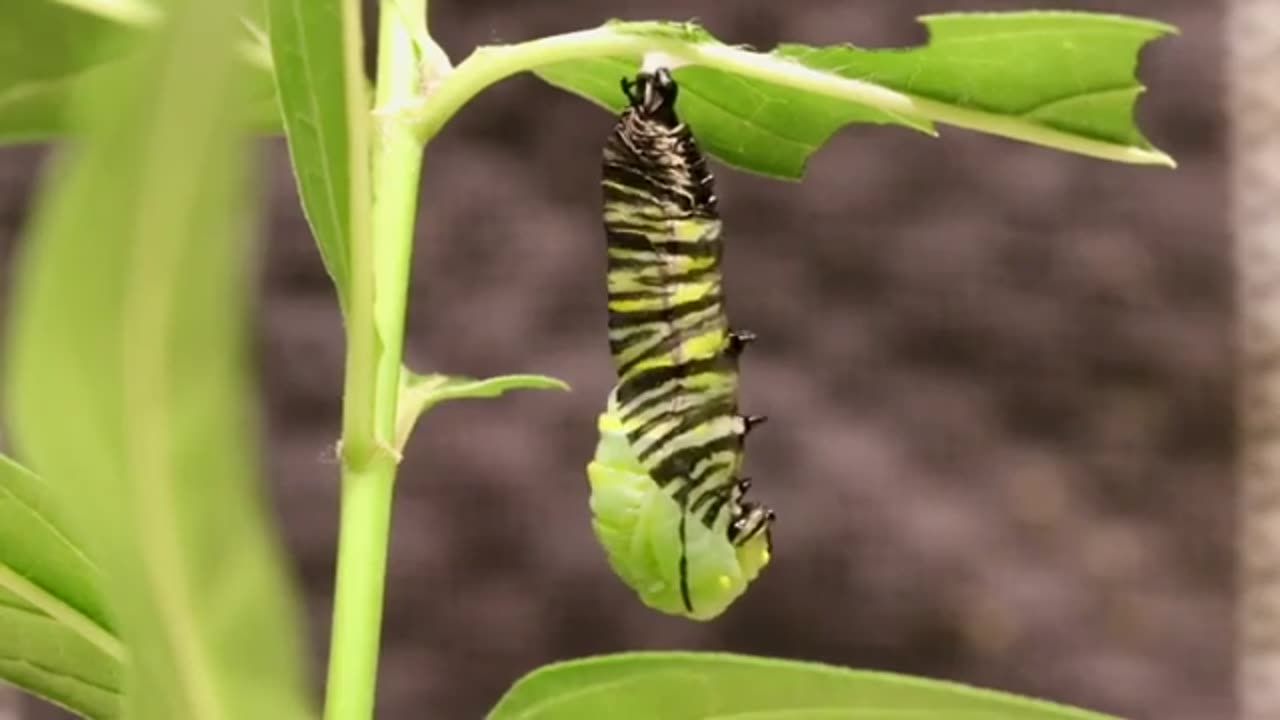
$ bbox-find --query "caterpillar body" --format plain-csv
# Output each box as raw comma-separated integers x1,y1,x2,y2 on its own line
586,68,774,621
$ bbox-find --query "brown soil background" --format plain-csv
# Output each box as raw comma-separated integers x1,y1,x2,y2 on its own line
0,0,1230,718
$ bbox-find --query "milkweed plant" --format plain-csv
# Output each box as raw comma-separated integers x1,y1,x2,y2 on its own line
0,0,1176,718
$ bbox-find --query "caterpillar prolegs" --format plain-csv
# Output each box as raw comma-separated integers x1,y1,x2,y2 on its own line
586,68,775,621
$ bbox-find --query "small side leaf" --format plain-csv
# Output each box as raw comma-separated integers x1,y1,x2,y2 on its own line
487,652,1119,720
0,455,123,718
267,0,360,310
395,370,569,452
535,12,1176,178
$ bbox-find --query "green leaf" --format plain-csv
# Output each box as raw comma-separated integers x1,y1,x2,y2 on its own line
0,0,132,142
2,0,312,716
0,455,123,718
0,1,279,144
706,707,1013,712
487,652,1119,720
534,12,1176,178
267,0,363,310
395,370,570,452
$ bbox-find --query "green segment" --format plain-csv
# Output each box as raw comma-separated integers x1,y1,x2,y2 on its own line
587,399,770,621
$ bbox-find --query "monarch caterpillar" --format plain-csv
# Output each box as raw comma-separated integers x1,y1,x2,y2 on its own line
586,67,775,621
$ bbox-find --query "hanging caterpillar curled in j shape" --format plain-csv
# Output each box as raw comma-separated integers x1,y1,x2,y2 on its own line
585,67,775,621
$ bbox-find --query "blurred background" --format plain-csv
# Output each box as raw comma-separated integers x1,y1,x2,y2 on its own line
0,0,1229,718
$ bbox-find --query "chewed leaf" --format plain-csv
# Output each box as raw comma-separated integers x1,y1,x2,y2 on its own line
395,370,570,452
535,12,1176,178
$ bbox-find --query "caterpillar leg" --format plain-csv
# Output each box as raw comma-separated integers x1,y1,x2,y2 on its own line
729,501,775,546
741,414,768,436
620,76,637,102
727,330,757,357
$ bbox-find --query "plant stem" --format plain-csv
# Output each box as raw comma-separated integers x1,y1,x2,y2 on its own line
324,454,397,720
370,0,429,445
325,0,430,718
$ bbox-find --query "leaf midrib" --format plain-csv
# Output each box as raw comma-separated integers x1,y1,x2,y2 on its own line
0,564,123,661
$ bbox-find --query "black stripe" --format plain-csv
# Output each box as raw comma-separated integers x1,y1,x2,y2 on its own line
604,159,681,202
612,264,724,290
613,324,718,377
606,229,663,253
648,434,741,487
605,252,663,272
605,164,706,216
678,501,693,613
617,382,681,423
616,355,723,403
700,492,733,529
602,171,668,204
606,292,722,332
634,401,734,463
689,478,732,513
609,280,719,303
687,461,734,496
610,232,722,260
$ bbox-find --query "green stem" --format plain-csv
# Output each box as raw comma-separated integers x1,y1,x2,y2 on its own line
325,0,431,718
410,26,1174,167
323,455,397,720
370,0,429,445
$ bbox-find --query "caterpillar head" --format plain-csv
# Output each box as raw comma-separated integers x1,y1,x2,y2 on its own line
586,396,772,621
621,68,679,126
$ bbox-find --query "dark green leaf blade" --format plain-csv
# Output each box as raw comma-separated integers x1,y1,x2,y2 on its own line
267,0,357,309
0,456,122,718
535,12,1175,178
487,652,1119,720
537,57,926,180
774,12,1172,152
2,0,312,716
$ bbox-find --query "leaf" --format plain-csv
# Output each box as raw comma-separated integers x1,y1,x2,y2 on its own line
267,0,362,310
0,0,129,143
2,0,312,716
395,370,570,452
706,707,1013,712
534,12,1176,178
487,652,1119,720
0,0,278,144
0,455,123,718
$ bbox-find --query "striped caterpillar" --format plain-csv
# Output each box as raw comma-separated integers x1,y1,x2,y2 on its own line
586,68,774,621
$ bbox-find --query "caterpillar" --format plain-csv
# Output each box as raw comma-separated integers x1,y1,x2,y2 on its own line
586,67,775,621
